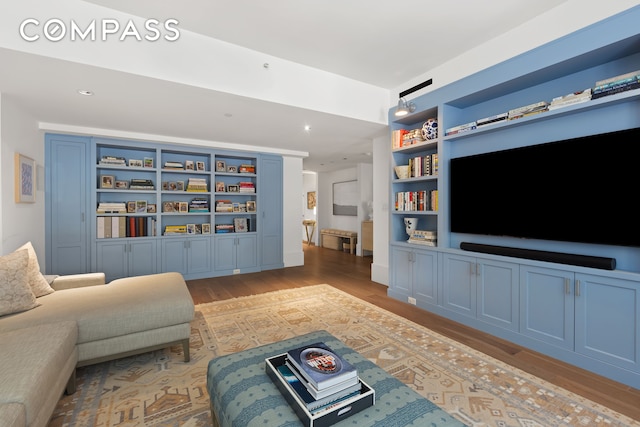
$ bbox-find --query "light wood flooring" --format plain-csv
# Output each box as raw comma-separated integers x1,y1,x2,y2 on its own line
187,244,640,421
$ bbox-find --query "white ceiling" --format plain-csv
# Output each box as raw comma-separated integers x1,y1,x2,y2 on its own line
0,0,569,171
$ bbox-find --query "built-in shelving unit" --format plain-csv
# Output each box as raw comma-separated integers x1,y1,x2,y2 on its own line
387,7,640,389
46,135,283,283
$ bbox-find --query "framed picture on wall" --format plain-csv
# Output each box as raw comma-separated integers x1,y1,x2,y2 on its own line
15,153,36,203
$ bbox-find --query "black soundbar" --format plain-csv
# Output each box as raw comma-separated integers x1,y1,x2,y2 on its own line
460,242,616,270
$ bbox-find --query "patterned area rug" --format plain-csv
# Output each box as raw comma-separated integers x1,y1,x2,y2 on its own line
51,285,638,426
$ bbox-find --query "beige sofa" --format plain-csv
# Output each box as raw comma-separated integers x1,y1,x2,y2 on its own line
0,270,195,427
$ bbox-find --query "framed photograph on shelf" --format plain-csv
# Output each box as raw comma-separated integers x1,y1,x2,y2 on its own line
176,181,185,191
136,200,147,213
216,160,226,172
127,201,137,213
179,201,188,213
202,223,211,234
234,217,248,232
246,200,256,212
227,184,240,193
196,161,206,171
100,175,115,189
162,201,175,213
115,180,129,189
144,157,154,168
14,153,36,203
129,159,143,168
185,160,195,170
186,224,196,234
227,165,238,173
215,182,225,192
232,202,240,212
147,204,157,213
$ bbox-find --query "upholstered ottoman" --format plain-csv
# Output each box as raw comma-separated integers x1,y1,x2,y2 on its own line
206,330,464,427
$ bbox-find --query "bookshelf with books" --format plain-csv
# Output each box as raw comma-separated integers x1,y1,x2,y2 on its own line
78,137,281,281
386,7,640,389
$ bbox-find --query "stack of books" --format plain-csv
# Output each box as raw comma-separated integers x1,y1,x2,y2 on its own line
215,224,234,233
129,179,154,190
548,88,592,110
215,200,233,212
507,101,549,120
238,181,256,193
275,342,362,415
408,230,438,246
164,161,184,170
164,225,187,235
444,121,477,136
186,178,208,192
477,112,508,128
189,198,209,213
238,164,256,174
96,202,126,214
592,70,640,100
99,156,126,166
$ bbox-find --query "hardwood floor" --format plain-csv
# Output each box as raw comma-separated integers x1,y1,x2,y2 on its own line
187,244,640,421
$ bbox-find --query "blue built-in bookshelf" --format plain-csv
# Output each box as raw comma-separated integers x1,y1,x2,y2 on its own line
388,6,640,389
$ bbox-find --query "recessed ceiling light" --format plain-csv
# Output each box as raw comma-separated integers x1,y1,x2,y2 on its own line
304,125,311,132
78,90,93,96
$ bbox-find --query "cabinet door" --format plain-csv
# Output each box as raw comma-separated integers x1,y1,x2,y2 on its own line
236,235,258,270
214,235,237,271
259,155,283,270
390,247,413,296
476,259,519,331
187,237,212,274
46,135,90,275
161,239,188,275
520,266,574,349
96,241,128,282
129,240,157,278
413,249,437,306
575,274,640,372
442,254,476,318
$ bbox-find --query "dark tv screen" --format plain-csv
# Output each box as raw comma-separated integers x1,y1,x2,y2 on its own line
449,126,640,247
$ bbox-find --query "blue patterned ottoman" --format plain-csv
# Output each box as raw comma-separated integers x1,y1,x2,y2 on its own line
206,330,464,426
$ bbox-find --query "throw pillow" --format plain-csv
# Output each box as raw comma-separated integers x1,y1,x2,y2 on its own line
16,242,54,297
0,249,39,316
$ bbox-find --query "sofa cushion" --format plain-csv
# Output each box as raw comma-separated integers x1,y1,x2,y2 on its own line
16,241,54,297
0,250,39,316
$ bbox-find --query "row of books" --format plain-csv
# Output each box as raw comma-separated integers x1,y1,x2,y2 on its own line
395,190,438,212
238,164,256,174
130,179,154,190
96,202,127,214
391,128,427,149
406,153,438,178
273,342,361,414
98,156,126,166
444,69,640,135
97,216,156,238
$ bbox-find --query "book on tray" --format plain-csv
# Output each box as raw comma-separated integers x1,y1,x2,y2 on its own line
286,342,358,390
269,342,364,415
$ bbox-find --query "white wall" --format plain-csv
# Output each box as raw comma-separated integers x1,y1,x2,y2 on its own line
283,156,304,267
371,133,389,285
0,95,46,261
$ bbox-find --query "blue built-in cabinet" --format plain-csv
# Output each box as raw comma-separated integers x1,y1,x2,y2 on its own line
45,135,283,282
388,7,640,389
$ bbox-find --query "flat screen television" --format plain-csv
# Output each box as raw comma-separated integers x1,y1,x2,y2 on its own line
449,126,640,248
